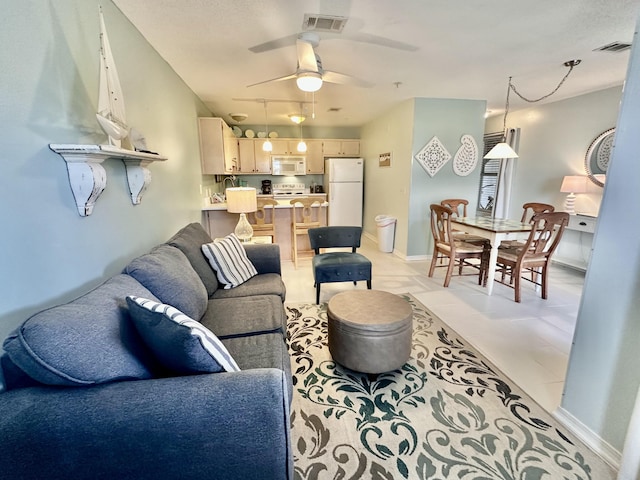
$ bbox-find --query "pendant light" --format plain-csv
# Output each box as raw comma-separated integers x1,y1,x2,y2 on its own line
484,60,581,160
262,100,272,152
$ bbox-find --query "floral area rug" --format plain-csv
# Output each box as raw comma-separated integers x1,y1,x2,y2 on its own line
285,294,615,480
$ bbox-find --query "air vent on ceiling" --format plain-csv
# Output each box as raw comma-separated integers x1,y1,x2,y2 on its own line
327,107,342,113
302,14,347,33
594,41,632,53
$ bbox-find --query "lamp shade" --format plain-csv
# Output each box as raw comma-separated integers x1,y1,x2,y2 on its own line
484,142,519,159
296,72,322,92
225,187,257,213
560,175,588,193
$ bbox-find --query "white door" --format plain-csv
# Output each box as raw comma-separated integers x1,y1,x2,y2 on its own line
329,181,363,226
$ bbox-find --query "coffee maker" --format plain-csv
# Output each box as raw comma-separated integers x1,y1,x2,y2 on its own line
261,180,272,195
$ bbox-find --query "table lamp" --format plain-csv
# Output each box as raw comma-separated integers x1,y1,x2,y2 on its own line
225,187,257,242
560,175,588,214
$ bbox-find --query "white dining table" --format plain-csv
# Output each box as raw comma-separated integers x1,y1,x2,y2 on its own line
451,216,532,295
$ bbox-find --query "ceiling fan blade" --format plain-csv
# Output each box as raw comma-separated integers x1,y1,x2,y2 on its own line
248,34,298,53
322,70,373,88
347,32,419,52
297,40,319,72
246,73,297,88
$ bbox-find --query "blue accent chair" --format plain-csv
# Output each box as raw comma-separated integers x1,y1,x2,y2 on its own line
308,226,372,304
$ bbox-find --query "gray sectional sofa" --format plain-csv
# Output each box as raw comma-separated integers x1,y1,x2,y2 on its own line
0,223,292,480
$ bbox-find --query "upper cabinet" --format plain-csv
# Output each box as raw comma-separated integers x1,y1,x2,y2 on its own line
270,139,302,156
198,118,239,174
322,140,360,157
238,138,271,174
305,140,324,174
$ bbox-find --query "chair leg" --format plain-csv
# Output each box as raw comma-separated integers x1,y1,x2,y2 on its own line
541,265,548,299
444,256,455,287
428,249,439,277
316,283,321,305
366,280,371,290
514,269,522,303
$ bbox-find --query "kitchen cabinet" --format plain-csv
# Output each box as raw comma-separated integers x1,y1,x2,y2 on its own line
198,118,239,174
270,139,304,155
305,140,324,173
237,139,271,174
323,139,360,157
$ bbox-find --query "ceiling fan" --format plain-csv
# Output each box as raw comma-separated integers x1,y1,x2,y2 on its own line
247,32,373,92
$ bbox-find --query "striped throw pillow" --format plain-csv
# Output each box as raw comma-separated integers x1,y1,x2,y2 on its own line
126,296,240,374
201,234,258,289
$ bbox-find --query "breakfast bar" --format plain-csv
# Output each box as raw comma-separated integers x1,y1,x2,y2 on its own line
202,194,328,261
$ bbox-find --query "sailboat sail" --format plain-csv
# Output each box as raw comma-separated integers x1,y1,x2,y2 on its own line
96,8,128,146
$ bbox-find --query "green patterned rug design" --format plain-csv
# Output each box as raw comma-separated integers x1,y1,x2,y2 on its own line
286,294,615,480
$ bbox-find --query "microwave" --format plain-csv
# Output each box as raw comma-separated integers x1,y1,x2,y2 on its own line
271,156,306,176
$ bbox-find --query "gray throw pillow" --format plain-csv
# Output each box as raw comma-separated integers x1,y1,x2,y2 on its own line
125,244,208,320
126,296,240,374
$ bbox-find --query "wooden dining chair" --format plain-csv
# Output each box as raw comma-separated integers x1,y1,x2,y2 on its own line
500,202,556,250
290,198,321,268
495,211,569,302
440,198,491,247
428,204,488,287
250,198,278,243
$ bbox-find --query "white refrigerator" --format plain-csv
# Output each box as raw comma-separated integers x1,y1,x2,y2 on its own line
324,158,364,226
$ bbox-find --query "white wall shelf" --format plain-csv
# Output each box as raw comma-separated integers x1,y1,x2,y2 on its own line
49,144,167,216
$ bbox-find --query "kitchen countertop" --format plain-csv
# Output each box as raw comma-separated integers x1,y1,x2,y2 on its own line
203,193,327,211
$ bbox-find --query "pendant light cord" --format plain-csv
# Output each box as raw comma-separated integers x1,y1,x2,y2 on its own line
501,60,580,138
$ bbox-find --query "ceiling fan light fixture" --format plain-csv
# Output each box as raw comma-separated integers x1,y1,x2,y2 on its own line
296,72,322,92
289,114,306,124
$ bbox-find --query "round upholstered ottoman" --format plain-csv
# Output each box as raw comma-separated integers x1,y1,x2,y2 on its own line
327,290,413,374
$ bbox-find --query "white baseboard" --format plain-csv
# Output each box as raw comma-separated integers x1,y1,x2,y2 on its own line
554,407,621,471
362,231,430,261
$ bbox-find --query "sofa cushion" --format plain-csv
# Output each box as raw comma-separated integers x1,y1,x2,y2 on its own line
202,295,286,339
222,333,292,402
211,273,286,302
2,275,157,387
166,222,220,297
126,296,240,374
201,234,258,289
125,244,208,321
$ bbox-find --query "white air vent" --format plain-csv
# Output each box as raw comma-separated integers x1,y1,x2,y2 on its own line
594,41,632,53
302,14,347,33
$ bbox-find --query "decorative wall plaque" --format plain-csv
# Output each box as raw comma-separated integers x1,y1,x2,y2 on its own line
453,134,479,176
415,136,451,177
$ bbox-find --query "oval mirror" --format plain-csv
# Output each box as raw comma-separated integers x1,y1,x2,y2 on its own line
584,127,614,187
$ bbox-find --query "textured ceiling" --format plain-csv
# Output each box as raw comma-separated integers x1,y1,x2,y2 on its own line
113,0,640,127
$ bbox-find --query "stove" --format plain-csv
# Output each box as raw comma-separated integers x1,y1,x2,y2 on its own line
272,183,307,198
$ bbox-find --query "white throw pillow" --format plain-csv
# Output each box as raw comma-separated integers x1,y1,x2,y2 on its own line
201,234,258,289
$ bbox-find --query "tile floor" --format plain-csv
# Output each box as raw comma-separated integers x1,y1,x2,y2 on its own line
281,235,586,414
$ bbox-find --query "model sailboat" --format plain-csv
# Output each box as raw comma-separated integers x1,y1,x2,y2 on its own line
96,7,129,147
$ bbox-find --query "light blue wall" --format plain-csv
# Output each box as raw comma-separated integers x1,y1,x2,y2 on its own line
0,1,210,342
360,98,486,257
563,27,640,451
485,86,622,217
408,99,487,257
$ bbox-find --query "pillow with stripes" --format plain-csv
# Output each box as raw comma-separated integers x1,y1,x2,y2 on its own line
126,296,240,374
201,234,258,289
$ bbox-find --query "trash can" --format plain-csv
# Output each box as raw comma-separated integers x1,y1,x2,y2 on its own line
375,215,397,252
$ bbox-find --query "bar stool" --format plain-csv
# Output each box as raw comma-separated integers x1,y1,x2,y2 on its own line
250,198,278,243
290,198,321,268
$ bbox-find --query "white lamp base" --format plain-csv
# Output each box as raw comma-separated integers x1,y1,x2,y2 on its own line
564,193,576,215
234,213,254,242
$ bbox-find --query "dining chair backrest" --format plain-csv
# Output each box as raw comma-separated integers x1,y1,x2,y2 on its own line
519,211,569,260
440,199,468,218
520,202,555,223
430,204,455,247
